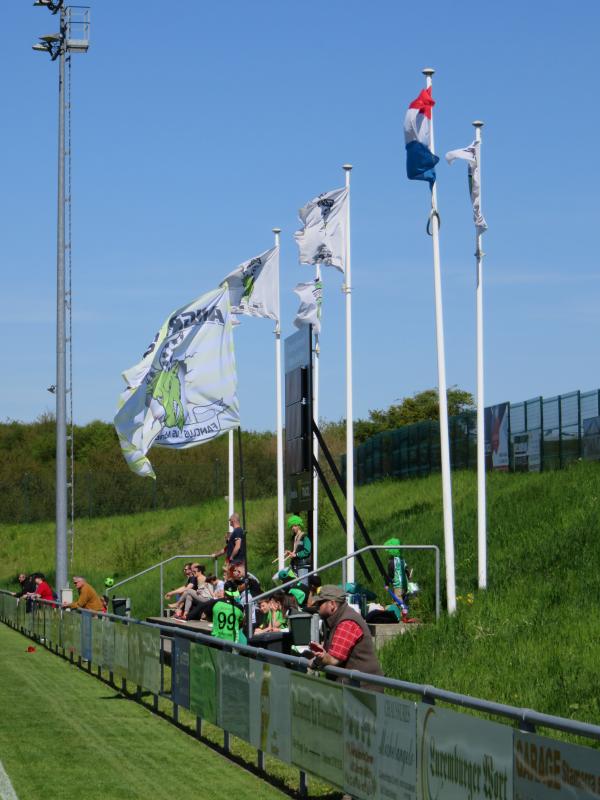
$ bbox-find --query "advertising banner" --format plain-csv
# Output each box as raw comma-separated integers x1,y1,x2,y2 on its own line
102,618,115,671
290,673,344,788
513,431,542,472
91,616,104,666
583,416,600,461
343,686,378,799
113,621,129,679
248,661,292,764
136,625,160,694
376,694,418,800
417,704,513,800
219,651,251,742
189,643,219,724
128,623,142,685
81,612,92,662
71,612,81,658
171,636,191,710
514,731,600,800
485,402,510,471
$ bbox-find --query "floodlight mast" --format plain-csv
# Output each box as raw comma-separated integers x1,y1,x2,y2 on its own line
33,2,89,599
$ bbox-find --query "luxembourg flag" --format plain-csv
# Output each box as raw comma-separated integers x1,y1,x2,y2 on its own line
404,87,440,185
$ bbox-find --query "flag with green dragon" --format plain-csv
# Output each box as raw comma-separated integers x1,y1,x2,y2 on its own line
114,285,239,478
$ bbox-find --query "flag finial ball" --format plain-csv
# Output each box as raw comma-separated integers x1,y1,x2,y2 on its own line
472,120,484,128
342,163,353,171
272,227,281,234
422,67,435,77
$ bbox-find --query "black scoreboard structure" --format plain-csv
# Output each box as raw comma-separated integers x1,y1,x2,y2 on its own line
284,325,313,516
283,326,386,584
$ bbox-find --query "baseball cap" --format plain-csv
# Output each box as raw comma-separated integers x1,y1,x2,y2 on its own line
312,585,347,605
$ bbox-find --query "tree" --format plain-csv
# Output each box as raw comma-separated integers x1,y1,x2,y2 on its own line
354,387,475,443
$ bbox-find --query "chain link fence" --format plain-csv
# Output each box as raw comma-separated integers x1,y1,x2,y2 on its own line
349,388,600,486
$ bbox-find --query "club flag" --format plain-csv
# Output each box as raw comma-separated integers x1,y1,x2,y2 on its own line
293,279,323,334
222,246,279,322
114,285,239,478
404,87,440,185
445,141,488,234
294,187,348,273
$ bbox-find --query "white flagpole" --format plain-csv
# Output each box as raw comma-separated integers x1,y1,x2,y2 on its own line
473,120,487,590
312,265,321,569
228,428,234,529
422,68,456,614
343,163,355,586
273,227,285,570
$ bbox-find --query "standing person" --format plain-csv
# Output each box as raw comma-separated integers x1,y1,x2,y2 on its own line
63,576,103,612
210,581,245,644
285,515,312,581
13,573,36,612
308,585,384,691
211,512,246,577
31,574,55,605
384,538,410,619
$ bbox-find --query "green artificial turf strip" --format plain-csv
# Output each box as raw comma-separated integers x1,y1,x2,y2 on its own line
0,625,284,800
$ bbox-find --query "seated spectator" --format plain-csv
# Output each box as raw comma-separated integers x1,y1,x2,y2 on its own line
309,585,384,692
101,595,110,614
253,594,287,636
207,574,224,598
64,576,104,612
306,574,322,609
164,563,197,608
274,567,308,608
173,566,214,621
231,564,262,597
210,581,245,644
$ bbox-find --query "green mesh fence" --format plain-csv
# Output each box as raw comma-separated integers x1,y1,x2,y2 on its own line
348,389,600,486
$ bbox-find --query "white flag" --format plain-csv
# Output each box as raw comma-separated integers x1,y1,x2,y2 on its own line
293,279,323,334
294,187,348,273
114,285,239,478
445,141,488,234
222,246,279,322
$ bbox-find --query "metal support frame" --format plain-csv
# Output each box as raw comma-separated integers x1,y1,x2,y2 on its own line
313,421,387,582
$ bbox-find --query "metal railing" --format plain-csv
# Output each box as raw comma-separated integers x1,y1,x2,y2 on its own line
2,590,600,745
106,553,219,617
248,544,441,622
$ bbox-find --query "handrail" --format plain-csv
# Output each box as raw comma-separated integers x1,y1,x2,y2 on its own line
2,589,600,743
106,553,219,617
249,544,441,621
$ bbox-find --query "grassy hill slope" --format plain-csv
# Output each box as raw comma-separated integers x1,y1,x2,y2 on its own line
2,460,600,726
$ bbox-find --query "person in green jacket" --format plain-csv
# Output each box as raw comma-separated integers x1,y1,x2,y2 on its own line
285,514,312,581
211,581,245,643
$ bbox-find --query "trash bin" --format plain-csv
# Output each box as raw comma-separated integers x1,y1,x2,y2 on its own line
111,597,130,617
288,612,319,647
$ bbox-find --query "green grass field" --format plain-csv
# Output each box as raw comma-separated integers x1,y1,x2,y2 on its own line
2,460,600,729
0,624,287,800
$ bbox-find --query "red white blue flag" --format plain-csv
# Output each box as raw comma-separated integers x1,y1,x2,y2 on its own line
404,87,440,185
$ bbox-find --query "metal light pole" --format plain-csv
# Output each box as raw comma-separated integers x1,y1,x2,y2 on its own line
33,0,89,597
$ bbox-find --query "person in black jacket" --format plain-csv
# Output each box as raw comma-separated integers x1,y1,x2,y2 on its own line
13,573,36,612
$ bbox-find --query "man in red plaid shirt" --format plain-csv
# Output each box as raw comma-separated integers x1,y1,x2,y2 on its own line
308,585,383,690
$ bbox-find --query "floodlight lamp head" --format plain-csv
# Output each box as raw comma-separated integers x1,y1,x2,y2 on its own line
40,33,61,43
32,43,49,52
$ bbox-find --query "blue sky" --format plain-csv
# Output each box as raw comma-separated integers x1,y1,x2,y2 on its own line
3,1,600,431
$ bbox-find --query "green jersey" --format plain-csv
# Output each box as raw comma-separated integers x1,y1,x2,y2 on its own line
211,599,244,642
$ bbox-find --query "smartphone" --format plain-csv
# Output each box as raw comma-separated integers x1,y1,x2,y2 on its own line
309,641,322,652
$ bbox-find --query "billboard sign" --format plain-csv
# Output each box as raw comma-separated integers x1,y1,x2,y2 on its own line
485,402,510,471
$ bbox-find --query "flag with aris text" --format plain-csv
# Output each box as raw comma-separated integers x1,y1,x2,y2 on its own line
404,87,440,185
293,279,323,334
114,285,239,478
445,141,488,234
294,187,348,272
222,246,279,322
